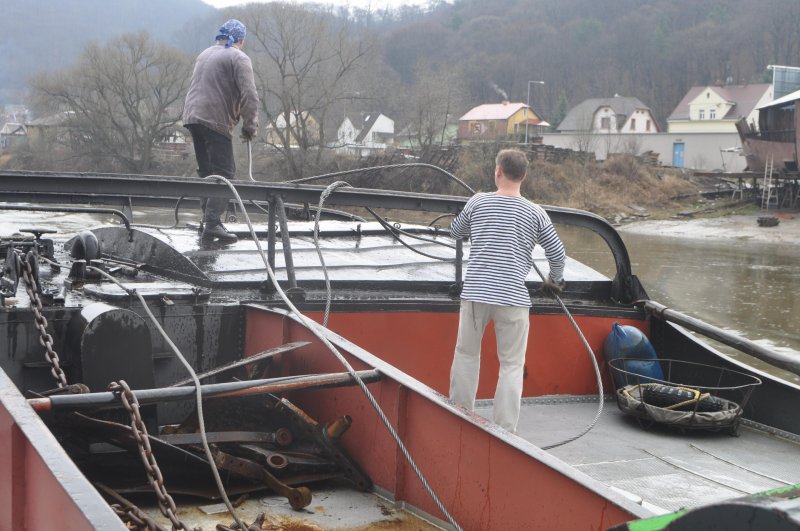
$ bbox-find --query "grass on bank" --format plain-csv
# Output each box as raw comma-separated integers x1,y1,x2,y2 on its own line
5,143,750,222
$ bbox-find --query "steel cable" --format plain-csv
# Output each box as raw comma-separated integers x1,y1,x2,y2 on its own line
208,174,463,531
364,206,457,256
286,162,476,195
38,256,238,527
531,262,605,450
82,263,247,530
313,181,352,327
246,140,255,182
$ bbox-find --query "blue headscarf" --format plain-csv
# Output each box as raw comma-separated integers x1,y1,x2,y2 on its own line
215,19,246,48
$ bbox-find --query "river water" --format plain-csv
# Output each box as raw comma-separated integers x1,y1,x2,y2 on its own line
559,224,800,383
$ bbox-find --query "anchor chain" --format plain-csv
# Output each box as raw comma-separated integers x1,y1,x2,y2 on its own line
18,251,68,388
110,504,168,531
110,380,189,531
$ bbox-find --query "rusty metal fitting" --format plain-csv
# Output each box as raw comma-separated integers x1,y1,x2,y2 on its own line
324,415,352,441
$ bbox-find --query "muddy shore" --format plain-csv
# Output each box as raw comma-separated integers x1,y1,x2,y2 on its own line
617,211,800,244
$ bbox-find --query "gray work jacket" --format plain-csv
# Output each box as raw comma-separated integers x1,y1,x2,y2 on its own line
183,44,259,138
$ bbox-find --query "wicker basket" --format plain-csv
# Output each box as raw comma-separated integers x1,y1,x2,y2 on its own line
607,358,761,435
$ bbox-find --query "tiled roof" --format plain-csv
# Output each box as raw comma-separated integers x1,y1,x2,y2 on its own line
0,123,26,135
26,111,75,127
667,84,770,121
557,97,653,131
354,113,381,143
459,102,528,121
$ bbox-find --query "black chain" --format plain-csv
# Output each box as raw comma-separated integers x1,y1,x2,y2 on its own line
110,380,189,531
18,252,68,388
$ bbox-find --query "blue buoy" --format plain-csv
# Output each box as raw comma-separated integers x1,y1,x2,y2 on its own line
604,322,664,389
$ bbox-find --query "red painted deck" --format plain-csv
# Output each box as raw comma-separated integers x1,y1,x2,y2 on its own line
244,306,646,530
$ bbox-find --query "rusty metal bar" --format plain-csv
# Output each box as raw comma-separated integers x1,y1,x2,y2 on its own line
0,368,124,529
158,431,281,446
28,370,381,412
168,341,309,387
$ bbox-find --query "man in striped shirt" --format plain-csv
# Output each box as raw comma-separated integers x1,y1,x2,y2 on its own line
449,148,566,432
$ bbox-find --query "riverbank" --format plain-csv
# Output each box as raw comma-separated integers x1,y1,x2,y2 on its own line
618,210,800,244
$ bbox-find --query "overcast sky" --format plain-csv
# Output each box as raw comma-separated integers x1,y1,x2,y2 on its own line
203,0,433,10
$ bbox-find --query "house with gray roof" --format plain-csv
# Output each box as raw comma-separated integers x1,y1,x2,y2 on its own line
25,111,78,152
557,96,659,133
667,83,772,133
335,112,394,156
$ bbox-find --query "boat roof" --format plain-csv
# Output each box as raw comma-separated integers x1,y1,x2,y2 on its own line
757,87,800,109
138,222,605,285
22,220,610,309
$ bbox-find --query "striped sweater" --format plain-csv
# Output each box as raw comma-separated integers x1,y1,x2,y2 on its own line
450,193,566,307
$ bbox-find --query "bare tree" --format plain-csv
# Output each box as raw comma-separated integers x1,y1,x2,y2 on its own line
238,3,375,179
30,32,192,173
403,60,465,151
570,111,599,156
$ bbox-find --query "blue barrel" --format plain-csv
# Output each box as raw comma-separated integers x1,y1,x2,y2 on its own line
604,322,664,389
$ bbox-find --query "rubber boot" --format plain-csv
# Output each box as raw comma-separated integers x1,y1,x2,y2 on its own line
202,222,238,243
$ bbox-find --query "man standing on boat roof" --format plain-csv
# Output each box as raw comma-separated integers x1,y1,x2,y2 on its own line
183,18,260,243
449,148,566,433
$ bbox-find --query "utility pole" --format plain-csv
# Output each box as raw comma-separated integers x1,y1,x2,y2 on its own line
525,80,545,145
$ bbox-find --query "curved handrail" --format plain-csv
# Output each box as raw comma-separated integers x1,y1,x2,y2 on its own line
0,203,133,241
286,163,476,195
0,170,640,301
545,205,644,303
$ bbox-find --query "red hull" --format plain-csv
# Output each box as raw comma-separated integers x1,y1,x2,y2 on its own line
244,306,645,530
0,370,124,530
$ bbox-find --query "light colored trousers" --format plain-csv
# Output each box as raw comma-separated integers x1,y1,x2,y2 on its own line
449,300,530,432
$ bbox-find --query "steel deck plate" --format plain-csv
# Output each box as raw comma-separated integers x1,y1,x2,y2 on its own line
476,398,800,513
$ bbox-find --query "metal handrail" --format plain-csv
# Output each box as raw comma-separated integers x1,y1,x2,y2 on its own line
0,203,133,241
642,300,800,376
0,170,640,302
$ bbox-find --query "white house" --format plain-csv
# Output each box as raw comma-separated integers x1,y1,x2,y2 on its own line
265,111,320,149
336,113,394,156
557,96,659,133
667,83,772,133
0,122,26,150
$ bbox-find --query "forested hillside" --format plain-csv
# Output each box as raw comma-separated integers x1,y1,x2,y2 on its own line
0,0,215,102
374,0,800,125
4,0,800,127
